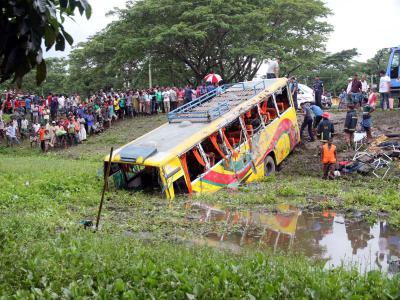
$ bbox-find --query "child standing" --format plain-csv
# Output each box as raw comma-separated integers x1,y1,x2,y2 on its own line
38,124,47,152
321,138,337,180
361,104,374,143
368,88,378,109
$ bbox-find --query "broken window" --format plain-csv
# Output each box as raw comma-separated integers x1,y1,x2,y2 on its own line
275,86,292,114
242,105,264,135
259,96,279,124
183,146,207,182
109,163,161,192
222,118,244,149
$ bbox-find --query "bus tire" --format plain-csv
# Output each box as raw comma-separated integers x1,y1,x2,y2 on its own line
264,156,275,177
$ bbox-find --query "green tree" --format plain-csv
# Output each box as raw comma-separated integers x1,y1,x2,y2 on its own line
0,58,69,95
0,0,91,87
295,49,360,95
357,48,391,76
71,0,331,86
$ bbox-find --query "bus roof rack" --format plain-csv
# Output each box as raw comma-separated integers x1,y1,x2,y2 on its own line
167,81,268,123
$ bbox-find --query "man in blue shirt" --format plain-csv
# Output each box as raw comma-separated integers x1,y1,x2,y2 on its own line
184,85,193,104
200,84,207,95
313,76,324,108
299,102,314,142
25,97,31,111
25,97,31,120
206,83,216,93
310,103,323,129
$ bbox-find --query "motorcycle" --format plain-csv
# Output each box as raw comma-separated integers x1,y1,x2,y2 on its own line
321,93,332,109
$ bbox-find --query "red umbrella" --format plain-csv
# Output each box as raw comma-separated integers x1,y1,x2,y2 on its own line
204,73,222,84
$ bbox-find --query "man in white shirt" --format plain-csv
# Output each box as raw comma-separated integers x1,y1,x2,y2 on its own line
346,78,352,94
361,75,369,93
345,77,353,105
33,122,40,134
266,58,280,79
169,88,177,111
6,122,19,146
361,75,369,103
58,95,65,111
379,70,391,110
21,117,29,138
162,89,171,113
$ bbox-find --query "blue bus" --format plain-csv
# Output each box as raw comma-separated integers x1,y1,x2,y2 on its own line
387,46,400,94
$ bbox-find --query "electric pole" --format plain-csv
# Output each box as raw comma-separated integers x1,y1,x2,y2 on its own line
148,56,152,88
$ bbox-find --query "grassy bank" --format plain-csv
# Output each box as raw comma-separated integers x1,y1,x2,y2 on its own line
1,113,400,298
1,225,399,299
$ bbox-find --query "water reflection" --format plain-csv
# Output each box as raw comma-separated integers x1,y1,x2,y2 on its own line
185,202,400,274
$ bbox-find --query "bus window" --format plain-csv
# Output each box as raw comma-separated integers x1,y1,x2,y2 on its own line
223,119,243,149
259,96,279,124
390,51,400,79
184,147,206,181
275,86,291,113
110,163,160,191
243,106,263,135
200,135,225,166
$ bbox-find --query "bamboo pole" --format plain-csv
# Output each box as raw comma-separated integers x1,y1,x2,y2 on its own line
96,147,114,230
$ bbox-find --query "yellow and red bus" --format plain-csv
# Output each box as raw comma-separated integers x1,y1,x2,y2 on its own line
104,78,300,199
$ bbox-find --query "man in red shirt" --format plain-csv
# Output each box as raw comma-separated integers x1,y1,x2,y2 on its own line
350,74,362,107
47,93,52,107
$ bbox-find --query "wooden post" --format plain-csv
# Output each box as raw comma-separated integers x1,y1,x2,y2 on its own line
96,147,114,230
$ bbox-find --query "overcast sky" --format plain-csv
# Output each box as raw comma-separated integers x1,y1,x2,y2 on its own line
49,0,400,61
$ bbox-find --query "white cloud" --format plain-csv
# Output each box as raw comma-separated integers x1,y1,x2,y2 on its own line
45,0,127,58
46,0,400,62
324,0,400,61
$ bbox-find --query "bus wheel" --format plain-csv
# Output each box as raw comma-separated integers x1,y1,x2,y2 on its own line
264,156,275,177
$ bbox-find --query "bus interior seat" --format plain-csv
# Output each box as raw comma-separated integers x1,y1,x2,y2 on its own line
262,112,271,123
263,108,277,119
227,130,241,144
276,102,285,113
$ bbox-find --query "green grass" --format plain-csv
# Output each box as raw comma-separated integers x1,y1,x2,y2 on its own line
1,114,400,298
1,227,399,299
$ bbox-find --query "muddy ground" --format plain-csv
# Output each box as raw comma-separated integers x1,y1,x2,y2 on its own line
281,109,400,177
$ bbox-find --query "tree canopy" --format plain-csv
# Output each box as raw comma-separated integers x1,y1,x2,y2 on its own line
69,0,332,87
293,48,391,95
0,0,91,87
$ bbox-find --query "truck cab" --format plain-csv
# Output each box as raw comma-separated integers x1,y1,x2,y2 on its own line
387,46,400,94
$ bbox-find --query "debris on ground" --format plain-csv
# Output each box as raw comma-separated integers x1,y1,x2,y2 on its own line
339,134,400,179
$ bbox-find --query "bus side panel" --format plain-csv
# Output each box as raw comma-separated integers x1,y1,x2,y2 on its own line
192,109,299,191
253,108,299,166
245,111,298,183
191,144,254,194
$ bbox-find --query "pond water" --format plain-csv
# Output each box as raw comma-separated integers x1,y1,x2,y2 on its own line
185,202,400,275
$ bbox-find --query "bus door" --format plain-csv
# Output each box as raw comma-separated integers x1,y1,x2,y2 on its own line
160,157,185,200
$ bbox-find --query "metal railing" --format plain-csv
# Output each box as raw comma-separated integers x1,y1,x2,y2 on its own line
167,81,265,123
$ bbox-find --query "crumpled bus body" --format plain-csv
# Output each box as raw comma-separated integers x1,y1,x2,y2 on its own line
104,78,300,199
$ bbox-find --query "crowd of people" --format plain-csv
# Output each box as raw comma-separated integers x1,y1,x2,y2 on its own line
0,70,395,183
0,83,222,151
